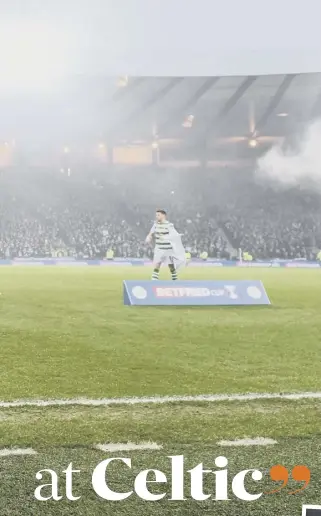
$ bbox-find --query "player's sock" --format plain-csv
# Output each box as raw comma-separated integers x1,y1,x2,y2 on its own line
168,264,178,280
152,268,160,280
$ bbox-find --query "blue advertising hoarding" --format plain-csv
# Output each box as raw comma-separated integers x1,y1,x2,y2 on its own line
0,259,320,268
123,280,271,306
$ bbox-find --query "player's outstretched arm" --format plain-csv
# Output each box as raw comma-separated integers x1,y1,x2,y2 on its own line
145,223,156,244
145,232,153,244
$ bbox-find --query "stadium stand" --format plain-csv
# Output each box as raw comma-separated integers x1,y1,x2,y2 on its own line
1,167,321,260
1,74,321,260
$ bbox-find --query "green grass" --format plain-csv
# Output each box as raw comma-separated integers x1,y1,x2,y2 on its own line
0,266,320,514
1,401,321,515
1,434,321,515
0,266,320,399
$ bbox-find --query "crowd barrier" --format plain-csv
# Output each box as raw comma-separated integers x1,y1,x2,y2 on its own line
0,258,320,268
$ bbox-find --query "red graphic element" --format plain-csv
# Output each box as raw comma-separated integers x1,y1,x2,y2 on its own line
265,464,311,495
288,465,310,495
265,465,289,494
153,287,210,298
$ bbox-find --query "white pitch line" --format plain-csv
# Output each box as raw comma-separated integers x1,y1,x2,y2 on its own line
218,437,277,447
0,391,321,409
96,442,162,452
0,448,37,457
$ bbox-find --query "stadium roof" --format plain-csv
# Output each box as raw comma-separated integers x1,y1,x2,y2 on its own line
0,73,321,166
104,74,321,146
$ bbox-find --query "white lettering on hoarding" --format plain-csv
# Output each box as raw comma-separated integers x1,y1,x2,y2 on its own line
155,288,211,298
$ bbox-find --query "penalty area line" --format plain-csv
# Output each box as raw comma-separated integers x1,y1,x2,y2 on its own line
0,391,321,409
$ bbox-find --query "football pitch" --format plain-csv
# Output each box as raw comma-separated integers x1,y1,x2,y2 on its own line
0,266,321,515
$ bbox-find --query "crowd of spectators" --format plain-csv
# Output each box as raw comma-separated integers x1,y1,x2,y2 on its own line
220,187,321,259
1,167,321,260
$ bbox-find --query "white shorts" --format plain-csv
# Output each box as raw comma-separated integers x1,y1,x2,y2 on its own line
153,248,175,267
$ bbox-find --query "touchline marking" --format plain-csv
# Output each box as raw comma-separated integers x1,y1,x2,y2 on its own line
95,442,162,453
0,391,321,408
0,448,37,457
218,437,277,447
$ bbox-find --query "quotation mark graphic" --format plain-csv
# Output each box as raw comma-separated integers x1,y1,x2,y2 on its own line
265,464,310,495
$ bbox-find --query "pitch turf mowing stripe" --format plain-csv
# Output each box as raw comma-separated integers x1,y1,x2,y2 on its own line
0,399,320,447
1,391,321,408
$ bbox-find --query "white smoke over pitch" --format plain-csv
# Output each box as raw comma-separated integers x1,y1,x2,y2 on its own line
257,119,321,189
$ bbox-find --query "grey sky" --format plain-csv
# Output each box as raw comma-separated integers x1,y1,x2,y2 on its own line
0,0,320,75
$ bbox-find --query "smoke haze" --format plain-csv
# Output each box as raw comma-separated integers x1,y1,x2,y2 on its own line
257,119,321,189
